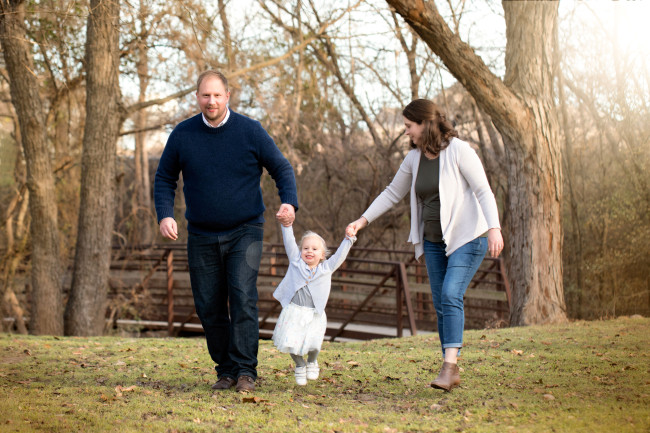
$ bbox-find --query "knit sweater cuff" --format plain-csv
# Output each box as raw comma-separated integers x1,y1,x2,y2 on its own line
156,208,175,224
280,194,300,212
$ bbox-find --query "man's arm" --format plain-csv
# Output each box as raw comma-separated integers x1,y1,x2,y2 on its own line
154,131,181,234
255,124,299,212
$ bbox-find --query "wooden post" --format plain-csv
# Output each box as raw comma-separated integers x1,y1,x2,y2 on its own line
398,263,417,336
498,257,512,316
396,264,403,338
166,249,174,336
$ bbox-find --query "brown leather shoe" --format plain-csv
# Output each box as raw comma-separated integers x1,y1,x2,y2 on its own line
236,375,255,392
211,376,236,390
430,362,460,391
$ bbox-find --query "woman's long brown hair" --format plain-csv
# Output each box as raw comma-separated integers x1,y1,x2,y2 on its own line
402,99,458,156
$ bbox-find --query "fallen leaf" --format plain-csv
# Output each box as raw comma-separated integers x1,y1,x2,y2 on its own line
543,394,555,400
430,403,443,411
23,349,32,356
511,349,523,356
242,396,267,404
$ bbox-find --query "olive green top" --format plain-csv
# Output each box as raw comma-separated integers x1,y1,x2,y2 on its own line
414,154,443,243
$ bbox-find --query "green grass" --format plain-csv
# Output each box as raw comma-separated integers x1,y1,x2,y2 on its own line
1,316,648,433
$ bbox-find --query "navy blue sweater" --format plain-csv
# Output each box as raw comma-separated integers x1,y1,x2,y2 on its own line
154,111,299,234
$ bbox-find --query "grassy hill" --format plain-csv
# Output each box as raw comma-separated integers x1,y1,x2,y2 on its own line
1,316,648,432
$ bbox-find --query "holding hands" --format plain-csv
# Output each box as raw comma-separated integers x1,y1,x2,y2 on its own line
346,216,368,237
276,203,296,227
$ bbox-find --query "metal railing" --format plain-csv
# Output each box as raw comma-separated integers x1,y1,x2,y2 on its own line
108,243,511,340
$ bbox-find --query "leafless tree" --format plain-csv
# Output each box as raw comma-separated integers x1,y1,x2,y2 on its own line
387,0,567,325
0,0,64,334
65,0,122,335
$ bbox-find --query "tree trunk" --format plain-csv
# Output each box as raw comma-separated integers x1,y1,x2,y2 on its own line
0,0,64,335
133,4,152,245
386,0,567,324
65,0,122,336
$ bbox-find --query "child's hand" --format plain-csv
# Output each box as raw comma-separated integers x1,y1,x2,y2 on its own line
346,217,367,237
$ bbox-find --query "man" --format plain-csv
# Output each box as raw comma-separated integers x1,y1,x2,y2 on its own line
154,70,298,392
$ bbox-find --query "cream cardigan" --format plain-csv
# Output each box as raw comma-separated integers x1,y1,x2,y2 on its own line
362,138,500,259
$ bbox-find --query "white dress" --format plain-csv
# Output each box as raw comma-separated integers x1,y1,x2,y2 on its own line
272,286,327,355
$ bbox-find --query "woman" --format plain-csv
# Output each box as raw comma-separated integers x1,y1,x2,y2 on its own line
346,99,503,392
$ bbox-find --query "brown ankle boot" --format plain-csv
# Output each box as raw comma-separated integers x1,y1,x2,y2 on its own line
430,362,460,391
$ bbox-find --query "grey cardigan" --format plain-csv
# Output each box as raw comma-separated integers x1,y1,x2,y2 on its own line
362,138,500,259
272,225,356,314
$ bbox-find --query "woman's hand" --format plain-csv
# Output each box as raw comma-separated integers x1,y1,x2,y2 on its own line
346,217,368,237
487,228,504,258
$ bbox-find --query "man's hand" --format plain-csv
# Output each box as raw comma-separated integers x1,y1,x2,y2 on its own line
276,203,295,227
159,217,178,240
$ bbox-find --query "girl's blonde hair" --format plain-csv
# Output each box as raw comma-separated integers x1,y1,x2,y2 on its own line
300,231,330,261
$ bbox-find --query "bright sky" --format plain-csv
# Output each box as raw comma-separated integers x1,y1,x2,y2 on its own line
561,0,650,55
121,1,650,151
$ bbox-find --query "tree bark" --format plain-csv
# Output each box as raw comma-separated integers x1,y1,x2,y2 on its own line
0,0,64,334
132,0,152,245
386,0,567,324
65,0,122,335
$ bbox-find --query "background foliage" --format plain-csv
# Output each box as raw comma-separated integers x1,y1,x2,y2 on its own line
0,1,648,328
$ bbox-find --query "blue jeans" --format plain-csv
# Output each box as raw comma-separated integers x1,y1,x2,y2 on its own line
187,223,264,381
423,237,487,355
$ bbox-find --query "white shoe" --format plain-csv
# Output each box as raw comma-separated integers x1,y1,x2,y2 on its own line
306,361,319,380
295,366,307,386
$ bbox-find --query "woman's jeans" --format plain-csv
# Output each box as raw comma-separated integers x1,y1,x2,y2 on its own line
187,224,264,381
423,237,487,355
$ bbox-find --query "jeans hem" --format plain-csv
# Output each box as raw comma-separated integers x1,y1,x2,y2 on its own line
442,344,462,349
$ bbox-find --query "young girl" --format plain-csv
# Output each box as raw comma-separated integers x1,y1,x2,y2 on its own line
272,223,356,385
